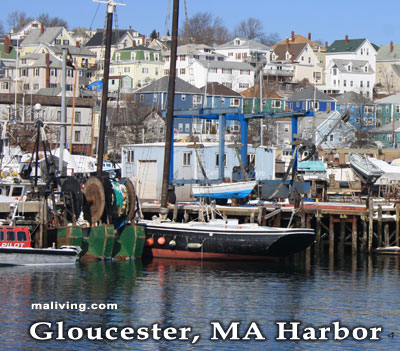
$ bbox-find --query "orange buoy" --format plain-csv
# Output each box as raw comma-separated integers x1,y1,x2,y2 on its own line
157,237,166,245
146,238,154,247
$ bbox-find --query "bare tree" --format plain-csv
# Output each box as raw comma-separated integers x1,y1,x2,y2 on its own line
37,13,68,28
180,12,231,45
0,21,5,36
350,92,376,148
234,18,265,41
233,18,280,46
7,11,32,30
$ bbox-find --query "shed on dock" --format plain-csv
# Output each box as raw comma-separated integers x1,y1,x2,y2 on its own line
121,142,275,201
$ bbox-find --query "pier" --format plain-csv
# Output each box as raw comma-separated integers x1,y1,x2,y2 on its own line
140,198,400,256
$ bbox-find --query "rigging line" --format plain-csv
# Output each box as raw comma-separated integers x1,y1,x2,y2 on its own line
89,3,102,30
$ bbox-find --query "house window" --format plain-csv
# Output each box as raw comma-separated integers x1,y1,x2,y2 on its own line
144,52,150,60
23,83,30,90
209,68,217,73
347,65,351,72
215,153,227,167
22,69,28,77
367,81,370,88
2,82,8,90
230,98,240,107
365,66,368,72
130,52,135,60
329,135,334,141
193,95,202,105
350,81,353,87
178,123,183,132
344,80,347,87
142,67,149,73
185,123,190,132
74,131,81,142
33,84,39,90
55,39,61,45
333,68,337,75
139,94,144,102
181,94,186,101
221,97,225,104
180,68,186,75
262,99,266,105
34,68,40,76
63,40,69,45
154,53,159,61
153,94,158,102
57,111,61,122
124,67,130,73
360,81,363,88
239,83,249,89
396,105,400,113
272,100,281,108
75,111,81,123
126,150,134,163
183,152,191,166
223,82,232,89
179,55,186,61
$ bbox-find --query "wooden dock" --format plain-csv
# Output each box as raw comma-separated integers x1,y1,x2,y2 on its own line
140,199,400,256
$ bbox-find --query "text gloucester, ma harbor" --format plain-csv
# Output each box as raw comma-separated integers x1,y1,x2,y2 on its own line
29,321,383,342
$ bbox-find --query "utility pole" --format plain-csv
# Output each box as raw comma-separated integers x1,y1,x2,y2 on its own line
94,0,125,176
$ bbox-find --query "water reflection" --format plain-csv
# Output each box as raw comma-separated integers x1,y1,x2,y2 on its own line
0,255,399,350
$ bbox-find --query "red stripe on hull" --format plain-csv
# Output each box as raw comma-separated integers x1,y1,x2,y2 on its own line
147,248,278,261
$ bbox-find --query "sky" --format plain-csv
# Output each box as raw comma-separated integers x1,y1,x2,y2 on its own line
1,0,399,47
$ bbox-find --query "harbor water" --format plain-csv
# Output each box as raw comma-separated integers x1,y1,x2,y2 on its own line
0,254,399,350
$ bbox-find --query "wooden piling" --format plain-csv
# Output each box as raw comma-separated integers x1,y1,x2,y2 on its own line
173,204,178,222
377,205,382,248
368,202,374,253
315,212,321,253
384,224,390,247
396,204,400,247
339,220,345,255
361,219,367,253
329,215,334,256
352,215,357,256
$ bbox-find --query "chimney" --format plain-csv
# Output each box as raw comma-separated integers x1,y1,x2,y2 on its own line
325,41,328,49
308,33,311,40
4,36,10,55
76,41,80,48
129,25,132,32
45,53,50,88
19,16,24,28
390,41,394,53
286,38,289,49
345,35,349,44
291,31,295,42
41,23,44,34
142,34,146,46
291,54,295,63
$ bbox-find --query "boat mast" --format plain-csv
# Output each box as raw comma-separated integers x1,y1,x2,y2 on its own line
94,0,125,176
160,0,179,212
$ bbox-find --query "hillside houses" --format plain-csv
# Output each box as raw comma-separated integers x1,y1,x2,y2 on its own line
4,17,400,160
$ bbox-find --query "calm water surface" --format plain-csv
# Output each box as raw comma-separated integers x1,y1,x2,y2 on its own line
0,254,399,350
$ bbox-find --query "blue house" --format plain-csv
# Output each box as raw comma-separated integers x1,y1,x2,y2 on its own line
335,91,376,131
287,86,336,112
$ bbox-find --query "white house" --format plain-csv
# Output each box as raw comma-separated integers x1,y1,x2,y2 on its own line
323,36,377,97
214,37,271,65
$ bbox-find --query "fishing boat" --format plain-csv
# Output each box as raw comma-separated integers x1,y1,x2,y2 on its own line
140,219,315,260
349,152,383,184
192,180,257,199
139,0,315,260
0,226,79,266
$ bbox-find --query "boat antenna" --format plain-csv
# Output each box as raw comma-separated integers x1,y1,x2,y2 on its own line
160,0,179,213
93,0,125,176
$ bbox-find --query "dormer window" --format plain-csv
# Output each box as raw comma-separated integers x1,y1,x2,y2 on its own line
364,66,368,72
116,53,121,60
130,52,135,60
347,65,351,72
235,39,241,46
285,52,290,60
